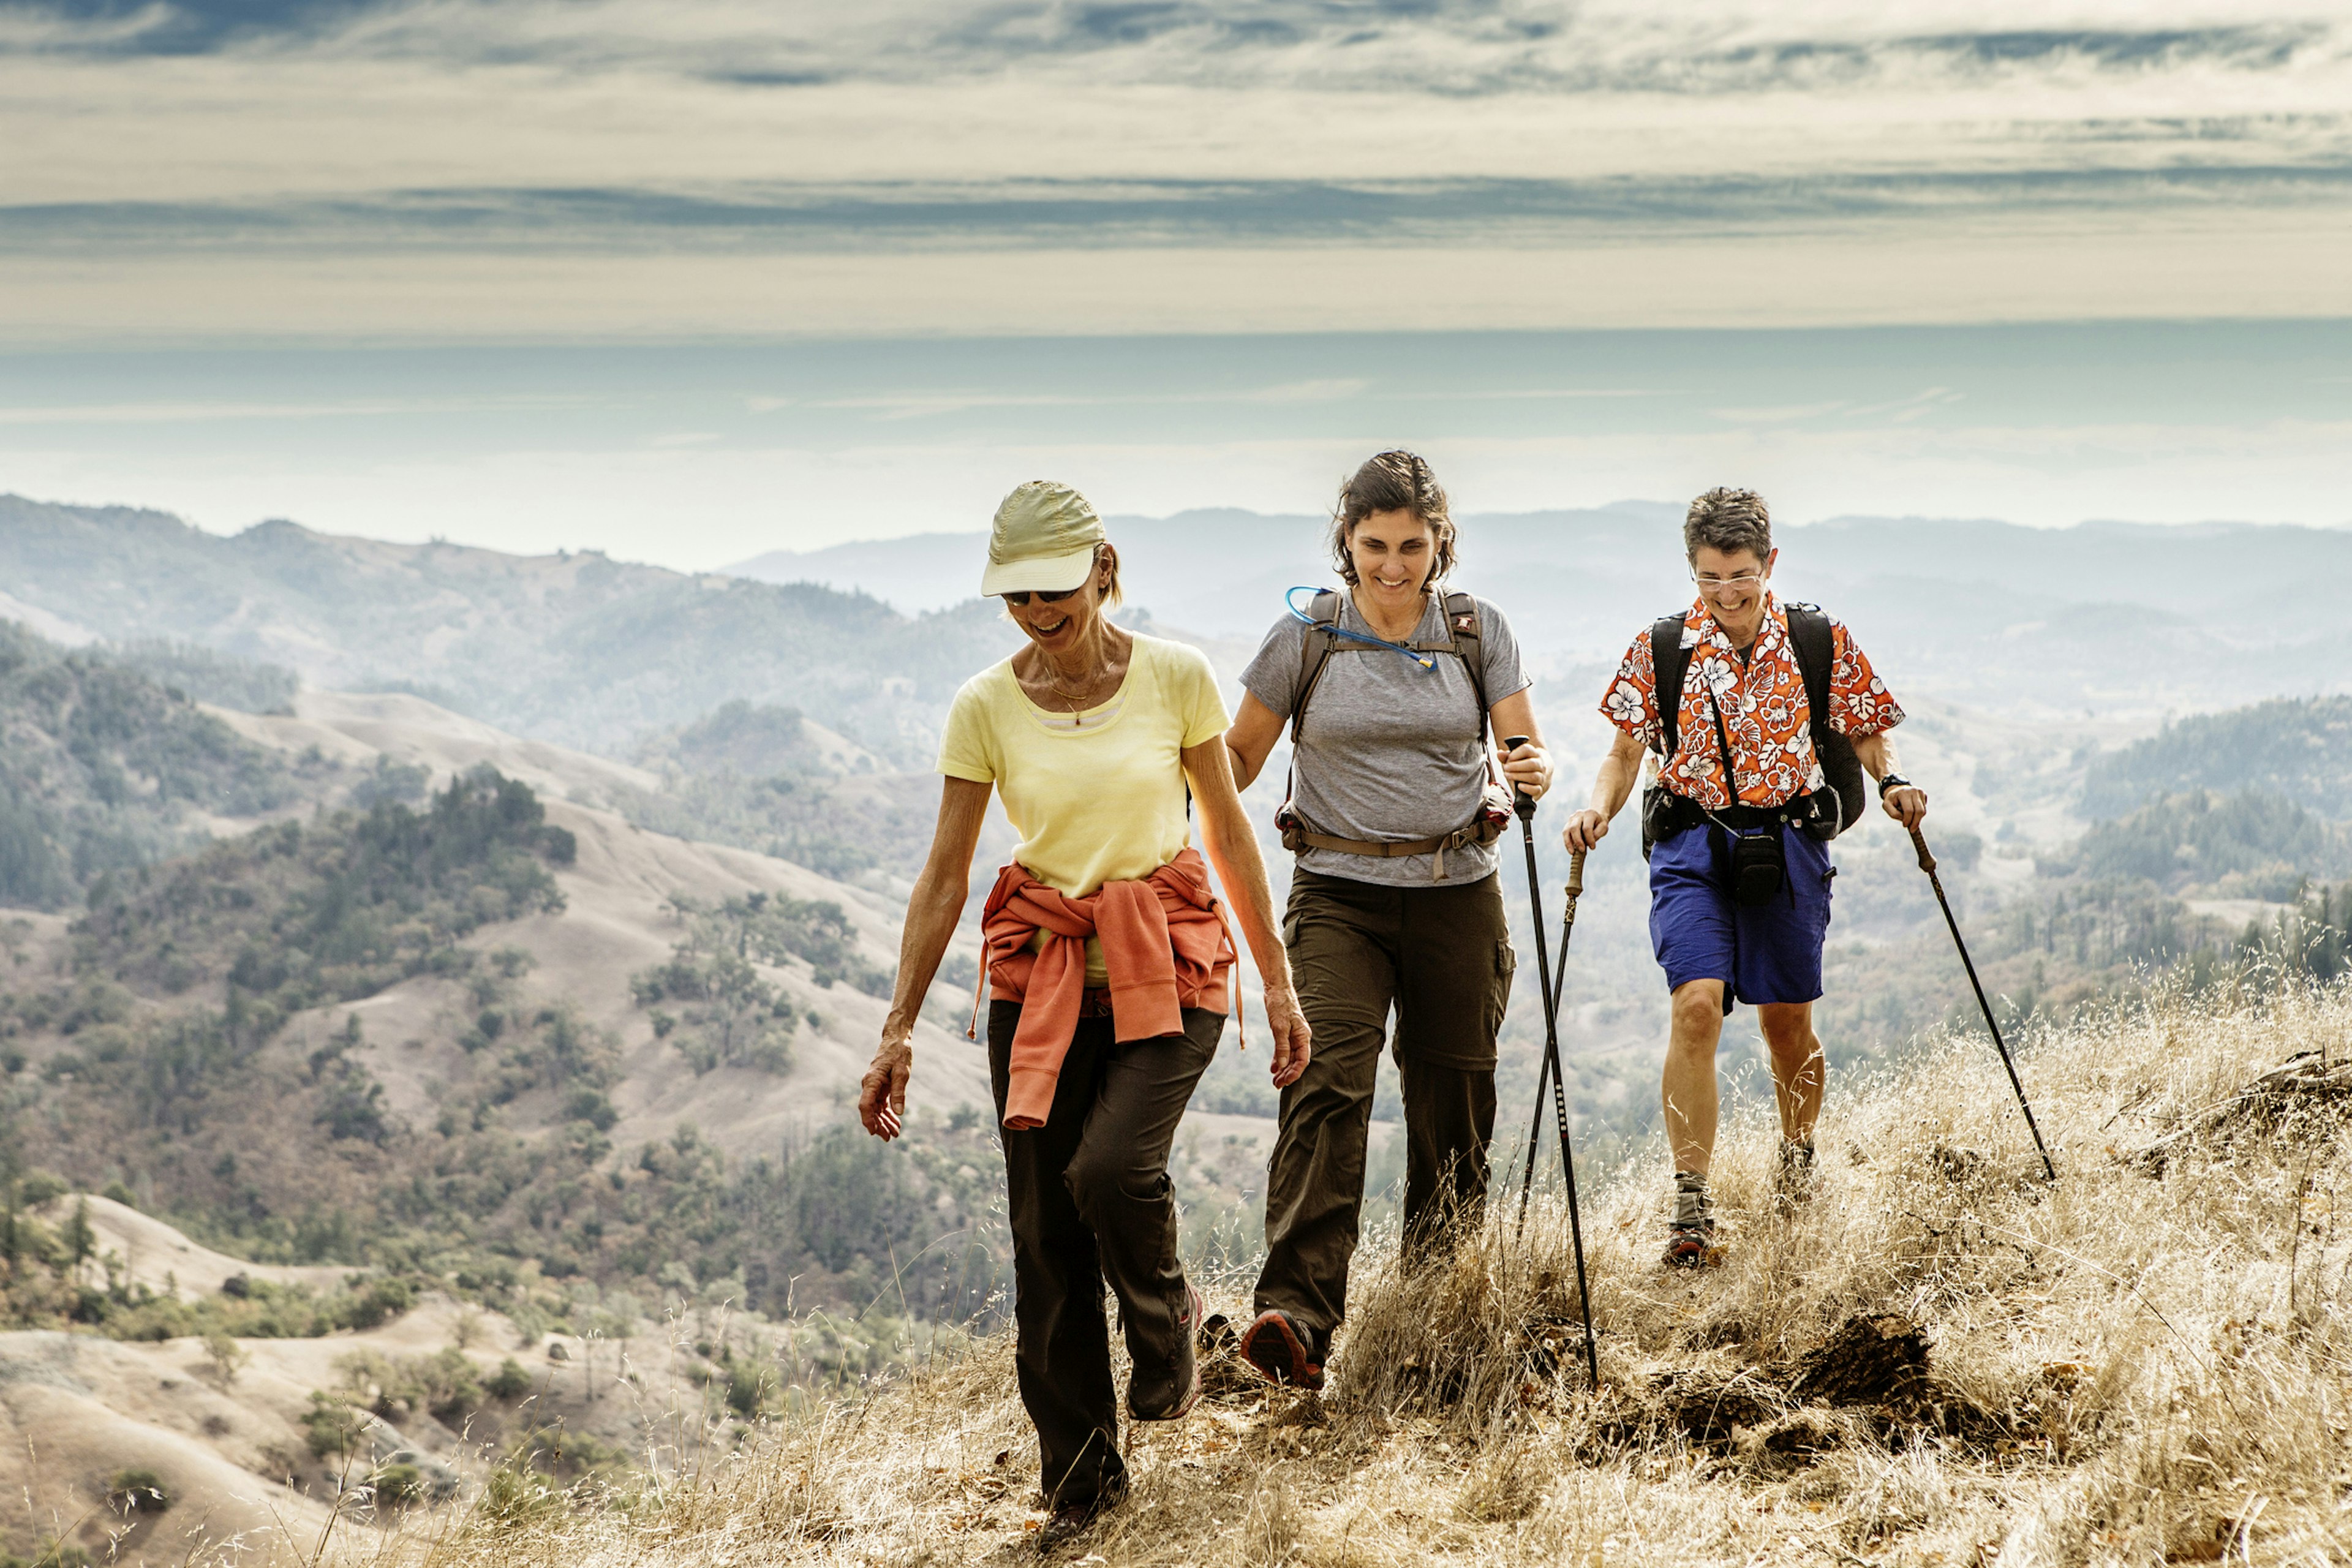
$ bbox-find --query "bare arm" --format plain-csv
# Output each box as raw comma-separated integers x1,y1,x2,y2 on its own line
1850,730,1928,830
1223,692,1287,793
1186,736,1311,1087
1487,688,1555,800
1562,728,1647,852
859,776,992,1140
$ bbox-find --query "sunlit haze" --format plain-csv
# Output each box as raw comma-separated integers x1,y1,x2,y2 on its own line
1,2,2346,563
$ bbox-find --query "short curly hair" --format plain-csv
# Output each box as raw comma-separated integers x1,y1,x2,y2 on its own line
1684,487,1771,565
1329,450,1456,589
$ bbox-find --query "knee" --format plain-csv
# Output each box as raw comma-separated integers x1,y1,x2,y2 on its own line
1668,983,1724,1044
1063,1147,1164,1216
1757,1008,1819,1060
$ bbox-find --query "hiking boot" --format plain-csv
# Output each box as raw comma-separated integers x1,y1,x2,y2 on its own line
1664,1170,1718,1268
1130,1284,1204,1420
1035,1477,1126,1555
1663,1216,1720,1269
1773,1139,1817,1216
1238,1308,1325,1391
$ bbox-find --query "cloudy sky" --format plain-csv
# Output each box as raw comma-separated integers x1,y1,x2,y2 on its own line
1,1,2346,563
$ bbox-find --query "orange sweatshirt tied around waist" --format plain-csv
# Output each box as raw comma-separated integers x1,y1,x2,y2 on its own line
970,846,1239,1130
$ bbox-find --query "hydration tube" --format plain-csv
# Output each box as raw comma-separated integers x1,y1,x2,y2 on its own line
1284,586,1439,672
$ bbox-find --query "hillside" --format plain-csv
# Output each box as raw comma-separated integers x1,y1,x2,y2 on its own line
0,620,343,910
2081,696,2352,821
0,494,1020,761
317,981,2352,1566
0,691,1009,1314
0,1194,771,1567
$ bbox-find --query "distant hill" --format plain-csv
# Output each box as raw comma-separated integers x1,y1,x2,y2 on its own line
0,622,341,908
0,494,1020,760
735,507,2352,722
2080,696,2352,820
2045,788,2348,898
13,491,2351,756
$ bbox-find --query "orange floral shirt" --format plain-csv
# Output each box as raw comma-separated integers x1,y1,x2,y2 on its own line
1599,594,1903,811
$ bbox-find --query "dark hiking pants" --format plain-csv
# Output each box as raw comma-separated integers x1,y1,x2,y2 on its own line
1253,869,1511,1357
988,998,1221,1510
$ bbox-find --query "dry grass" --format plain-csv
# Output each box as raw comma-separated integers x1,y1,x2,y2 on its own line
276,979,2352,1567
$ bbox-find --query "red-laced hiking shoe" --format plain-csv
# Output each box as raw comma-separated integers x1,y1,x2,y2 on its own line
1131,1284,1204,1421
1238,1308,1325,1391
1662,1218,1721,1269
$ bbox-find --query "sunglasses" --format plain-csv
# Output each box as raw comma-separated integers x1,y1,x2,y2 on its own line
1001,586,1083,607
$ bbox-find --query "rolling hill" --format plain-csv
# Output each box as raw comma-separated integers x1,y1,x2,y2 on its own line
0,493,1020,762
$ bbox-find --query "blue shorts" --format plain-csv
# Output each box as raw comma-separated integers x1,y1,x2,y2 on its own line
1648,824,1834,1011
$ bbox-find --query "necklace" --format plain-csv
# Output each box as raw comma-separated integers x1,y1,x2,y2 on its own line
1035,651,1108,726
1044,665,1093,724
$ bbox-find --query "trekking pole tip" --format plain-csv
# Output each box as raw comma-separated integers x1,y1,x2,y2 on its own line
1907,825,1936,874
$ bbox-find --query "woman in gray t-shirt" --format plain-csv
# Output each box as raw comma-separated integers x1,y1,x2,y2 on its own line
1221,450,1554,1391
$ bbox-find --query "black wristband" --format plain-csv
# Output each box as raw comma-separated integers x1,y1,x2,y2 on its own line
1877,772,1913,798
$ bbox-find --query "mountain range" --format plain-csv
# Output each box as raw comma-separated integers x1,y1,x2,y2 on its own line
0,494,1019,763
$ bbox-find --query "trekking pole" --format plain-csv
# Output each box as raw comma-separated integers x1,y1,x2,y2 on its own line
1910,826,2057,1183
1514,852,1579,1225
1504,739,1601,1390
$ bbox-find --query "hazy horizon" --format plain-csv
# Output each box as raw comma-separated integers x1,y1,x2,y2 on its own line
4,319,2348,573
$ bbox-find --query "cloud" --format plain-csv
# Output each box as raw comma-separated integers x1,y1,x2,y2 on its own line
6,0,2343,99
8,158,2352,260
1,1,2347,339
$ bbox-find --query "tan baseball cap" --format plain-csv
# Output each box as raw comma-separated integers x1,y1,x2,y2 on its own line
980,480,1104,597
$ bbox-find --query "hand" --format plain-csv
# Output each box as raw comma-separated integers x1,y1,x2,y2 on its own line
1882,785,1928,832
1262,983,1313,1089
858,1032,913,1140
1562,807,1610,853
1501,741,1553,801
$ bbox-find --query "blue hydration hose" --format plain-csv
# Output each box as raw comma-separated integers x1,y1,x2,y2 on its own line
1285,586,1439,672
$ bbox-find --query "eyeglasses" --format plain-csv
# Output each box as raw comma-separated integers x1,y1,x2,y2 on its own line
1001,586,1082,607
1691,571,1765,595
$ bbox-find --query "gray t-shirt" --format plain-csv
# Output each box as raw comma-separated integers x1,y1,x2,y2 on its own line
1242,590,1531,886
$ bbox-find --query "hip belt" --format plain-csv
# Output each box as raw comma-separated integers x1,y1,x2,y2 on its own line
1645,789,1833,837
1277,805,1506,881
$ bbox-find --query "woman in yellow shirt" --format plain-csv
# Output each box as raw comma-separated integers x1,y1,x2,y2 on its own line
859,480,1309,1548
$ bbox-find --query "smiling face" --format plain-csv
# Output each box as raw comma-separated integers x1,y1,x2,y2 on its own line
1347,508,1438,614
1005,550,1109,657
1691,542,1777,644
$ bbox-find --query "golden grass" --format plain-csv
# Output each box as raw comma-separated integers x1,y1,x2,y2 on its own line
284,980,2352,1567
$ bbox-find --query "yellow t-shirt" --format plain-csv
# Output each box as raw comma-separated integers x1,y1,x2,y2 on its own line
939,632,1230,933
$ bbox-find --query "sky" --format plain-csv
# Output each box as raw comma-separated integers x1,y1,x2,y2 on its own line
0,2,2346,565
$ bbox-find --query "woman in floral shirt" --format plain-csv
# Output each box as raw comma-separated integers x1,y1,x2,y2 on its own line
1563,487,1926,1268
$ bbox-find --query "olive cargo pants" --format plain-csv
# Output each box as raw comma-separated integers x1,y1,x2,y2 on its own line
1253,869,1512,1357
988,998,1222,1510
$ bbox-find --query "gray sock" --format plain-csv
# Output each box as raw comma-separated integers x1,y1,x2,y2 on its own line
1672,1170,1711,1227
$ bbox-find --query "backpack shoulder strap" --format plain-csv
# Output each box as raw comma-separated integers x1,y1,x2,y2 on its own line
1290,589,1343,742
1650,612,1693,757
1441,590,1491,739
1782,603,1834,744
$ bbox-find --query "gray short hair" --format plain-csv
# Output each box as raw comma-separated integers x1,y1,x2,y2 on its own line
1684,487,1771,564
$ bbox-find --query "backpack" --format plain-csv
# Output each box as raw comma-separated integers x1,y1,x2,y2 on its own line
1292,588,1492,741
1277,589,1509,869
1648,601,1866,840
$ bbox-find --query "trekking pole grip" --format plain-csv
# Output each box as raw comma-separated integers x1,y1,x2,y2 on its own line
1503,734,1535,820
1567,848,1586,898
1908,826,1936,874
